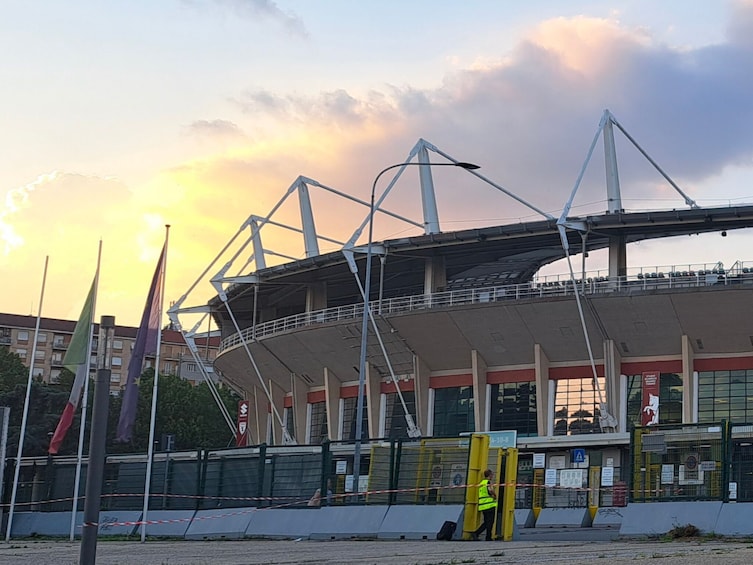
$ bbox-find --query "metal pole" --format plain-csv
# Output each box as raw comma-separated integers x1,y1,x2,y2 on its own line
6,255,48,542
352,161,479,498
79,315,114,565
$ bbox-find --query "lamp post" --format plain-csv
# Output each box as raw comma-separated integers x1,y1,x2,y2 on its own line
351,160,480,498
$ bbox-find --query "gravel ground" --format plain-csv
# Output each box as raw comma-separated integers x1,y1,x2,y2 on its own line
2,538,753,565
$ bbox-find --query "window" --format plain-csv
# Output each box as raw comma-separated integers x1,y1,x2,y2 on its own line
50,369,61,384
698,370,753,424
490,381,537,437
113,340,123,350
34,350,45,360
111,373,121,383
185,362,197,372
52,334,66,348
553,377,606,435
384,391,416,439
309,401,328,445
32,367,44,378
36,332,47,343
17,331,29,342
111,356,122,367
433,386,474,438
342,396,368,441
283,407,294,439
51,352,63,364
15,348,27,360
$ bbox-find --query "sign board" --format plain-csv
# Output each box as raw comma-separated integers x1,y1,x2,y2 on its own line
700,460,716,472
549,455,566,470
730,482,738,500
641,371,660,426
451,463,465,487
572,449,586,464
544,468,558,487
459,430,517,448
533,453,546,469
559,469,584,488
601,466,614,487
345,474,368,493
236,399,250,447
336,460,347,475
430,464,443,488
661,464,674,485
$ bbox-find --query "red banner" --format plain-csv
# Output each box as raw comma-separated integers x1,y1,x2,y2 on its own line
237,399,250,446
641,371,660,426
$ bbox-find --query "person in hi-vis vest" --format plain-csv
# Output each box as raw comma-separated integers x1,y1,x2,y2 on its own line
472,469,498,541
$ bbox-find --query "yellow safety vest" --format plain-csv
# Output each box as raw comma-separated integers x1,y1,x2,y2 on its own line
478,478,496,511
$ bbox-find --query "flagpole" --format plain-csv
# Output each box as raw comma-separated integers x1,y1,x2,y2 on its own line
68,240,102,541
5,256,49,542
142,225,169,543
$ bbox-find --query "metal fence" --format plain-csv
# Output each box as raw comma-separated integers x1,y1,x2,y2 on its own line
630,422,728,503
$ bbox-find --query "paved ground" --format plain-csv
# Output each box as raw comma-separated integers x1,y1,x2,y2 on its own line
2,538,753,565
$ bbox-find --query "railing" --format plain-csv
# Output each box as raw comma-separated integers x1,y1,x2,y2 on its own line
220,261,753,352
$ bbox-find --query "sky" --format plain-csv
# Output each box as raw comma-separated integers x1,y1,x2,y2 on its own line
3,0,753,327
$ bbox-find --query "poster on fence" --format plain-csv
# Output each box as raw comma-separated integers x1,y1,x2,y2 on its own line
559,469,585,488
601,466,614,487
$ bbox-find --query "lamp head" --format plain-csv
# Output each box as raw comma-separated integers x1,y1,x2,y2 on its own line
455,162,480,170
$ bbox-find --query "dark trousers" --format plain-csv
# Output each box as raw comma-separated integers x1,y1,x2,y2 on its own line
474,508,496,540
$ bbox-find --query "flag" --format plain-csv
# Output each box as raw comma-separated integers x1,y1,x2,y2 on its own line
48,279,96,454
116,245,165,442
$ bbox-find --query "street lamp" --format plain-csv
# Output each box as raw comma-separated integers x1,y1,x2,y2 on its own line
351,160,480,497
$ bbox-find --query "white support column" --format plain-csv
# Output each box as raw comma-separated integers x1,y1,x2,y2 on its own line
603,112,627,278
682,334,696,423
249,218,266,270
324,367,341,441
250,386,265,445
291,375,309,445
413,355,431,436
306,281,327,312
269,379,286,445
471,350,489,432
424,256,447,295
534,344,550,437
417,143,440,234
365,362,380,440
603,339,623,431
297,179,320,258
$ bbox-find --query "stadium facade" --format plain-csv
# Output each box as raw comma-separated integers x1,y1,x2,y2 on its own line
171,112,753,503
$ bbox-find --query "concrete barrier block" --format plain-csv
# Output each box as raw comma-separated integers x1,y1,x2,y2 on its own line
378,505,464,540
184,506,256,540
515,509,535,528
592,506,625,528
11,511,140,538
715,503,753,536
309,505,389,540
535,507,592,528
135,510,197,538
619,501,722,537
246,508,321,539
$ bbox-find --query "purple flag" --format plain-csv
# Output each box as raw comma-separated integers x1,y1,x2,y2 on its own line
116,245,165,442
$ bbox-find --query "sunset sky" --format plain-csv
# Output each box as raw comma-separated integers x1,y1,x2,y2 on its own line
3,1,753,327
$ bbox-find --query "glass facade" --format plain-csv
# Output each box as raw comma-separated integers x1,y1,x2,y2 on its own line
626,372,683,428
490,381,537,436
432,386,474,438
309,401,328,444
384,391,416,439
698,369,753,423
342,396,368,440
553,377,606,435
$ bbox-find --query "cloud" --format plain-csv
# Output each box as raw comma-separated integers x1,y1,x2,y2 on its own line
187,119,245,140
196,0,307,37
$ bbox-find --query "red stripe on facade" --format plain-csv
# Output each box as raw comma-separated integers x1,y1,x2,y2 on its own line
381,380,416,394
307,390,326,403
486,369,535,384
549,365,605,379
621,360,682,374
283,396,292,409
694,356,753,371
429,373,473,389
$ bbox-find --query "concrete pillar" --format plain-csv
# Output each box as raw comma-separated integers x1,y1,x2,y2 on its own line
682,334,696,423
424,256,447,295
290,375,309,444
534,344,550,437
269,379,286,445
603,339,623,431
471,350,489,432
608,236,627,279
250,385,266,445
413,355,430,436
365,362,381,439
324,367,341,441
305,282,327,312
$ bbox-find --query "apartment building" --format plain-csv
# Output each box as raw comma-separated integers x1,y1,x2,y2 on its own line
0,313,219,394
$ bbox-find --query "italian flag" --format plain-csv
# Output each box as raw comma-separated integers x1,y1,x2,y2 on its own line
48,279,96,455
